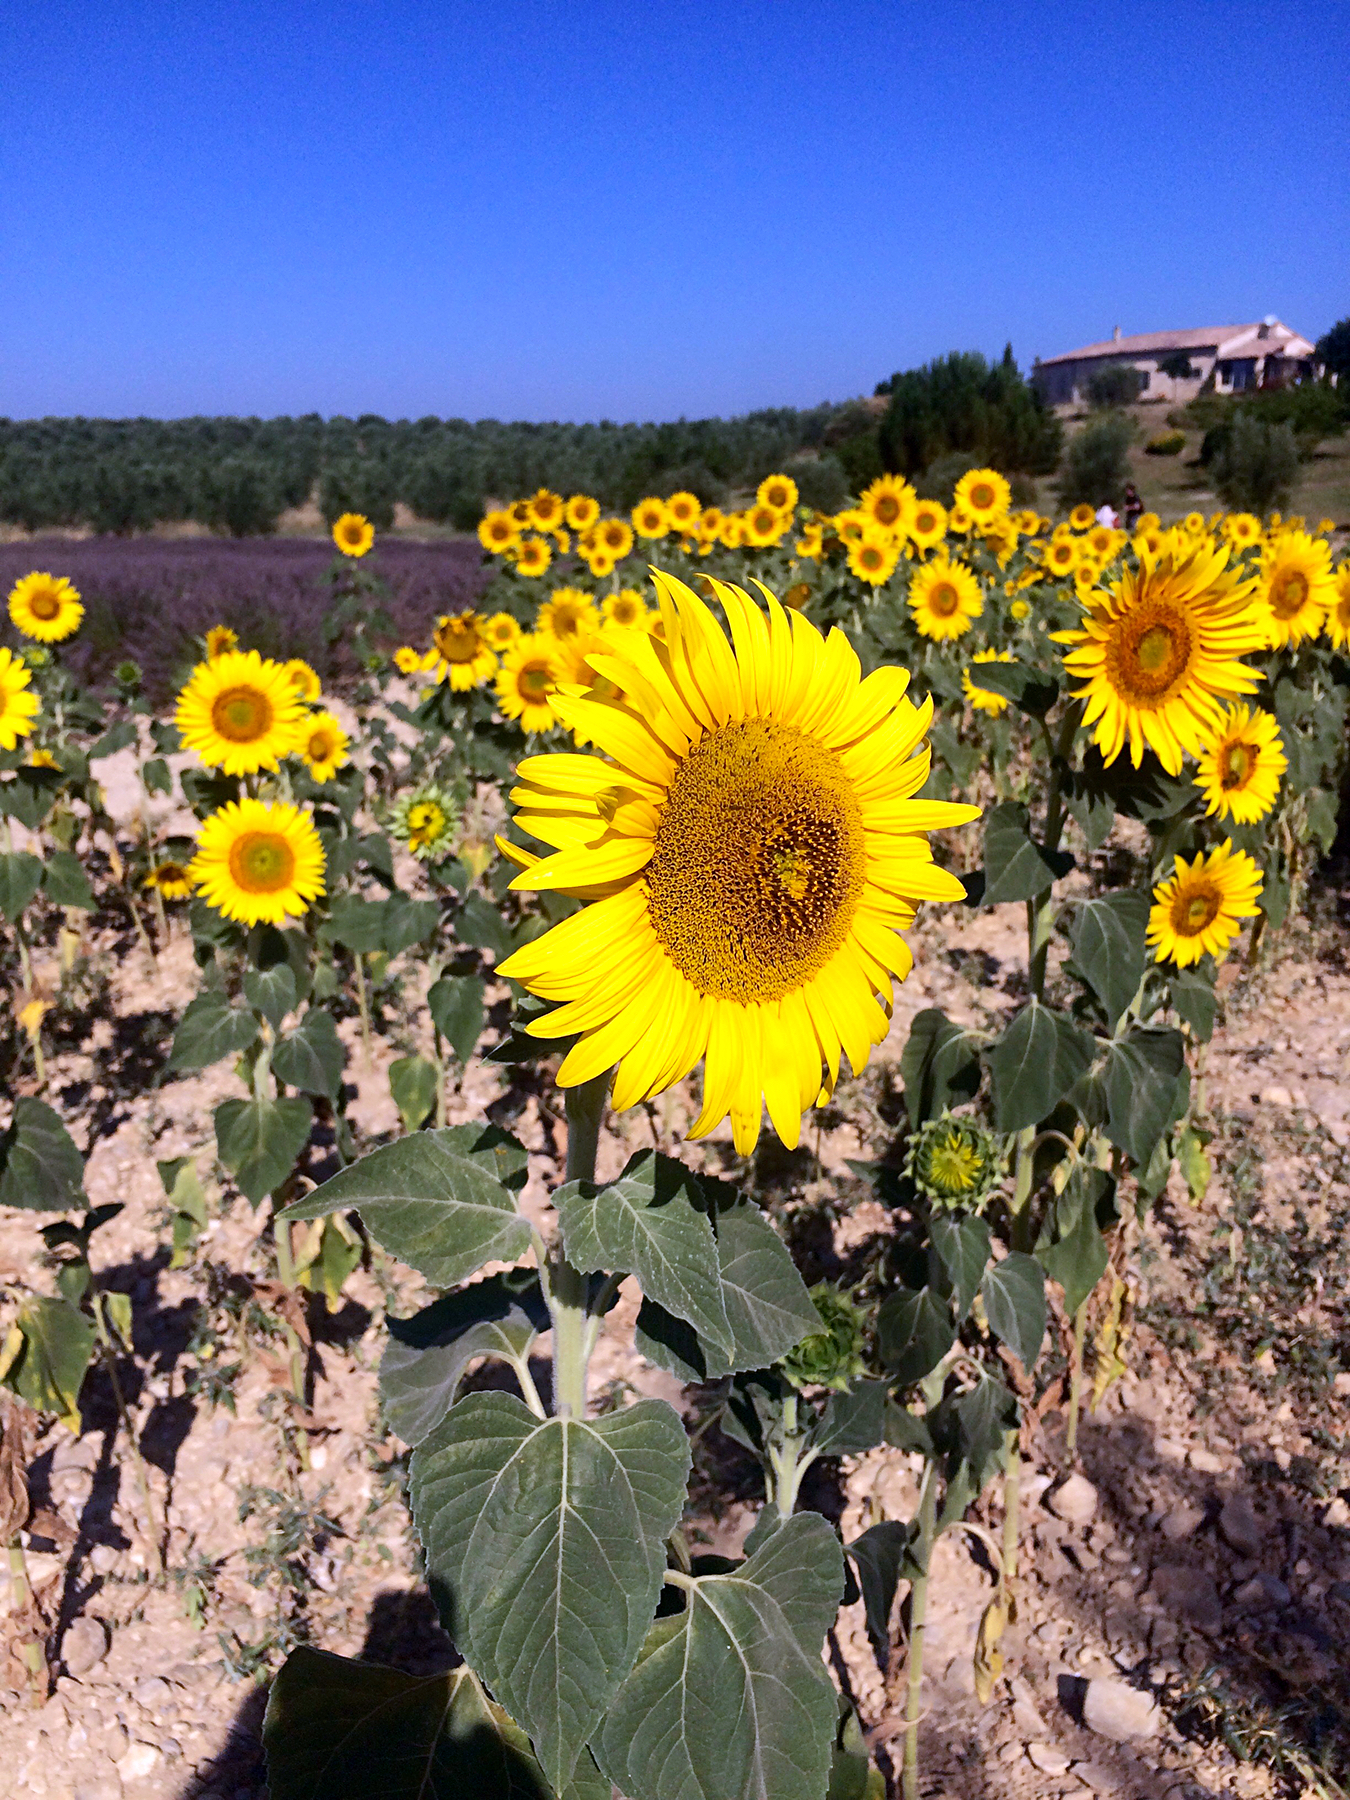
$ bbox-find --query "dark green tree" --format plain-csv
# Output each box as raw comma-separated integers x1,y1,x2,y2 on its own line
877,347,1062,480
1157,351,1197,382
1315,316,1350,381
1055,415,1135,511
1085,365,1145,409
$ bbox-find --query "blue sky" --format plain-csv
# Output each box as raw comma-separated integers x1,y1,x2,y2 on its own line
2,0,1345,422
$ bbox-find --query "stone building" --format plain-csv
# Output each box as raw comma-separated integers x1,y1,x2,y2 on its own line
1032,317,1317,407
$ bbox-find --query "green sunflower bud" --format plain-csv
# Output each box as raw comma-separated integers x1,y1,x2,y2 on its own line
778,1284,868,1394
908,1113,1003,1211
390,784,459,863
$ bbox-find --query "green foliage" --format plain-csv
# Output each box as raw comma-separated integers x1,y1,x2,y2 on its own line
1056,413,1135,510
1145,428,1186,455
877,346,1062,479
215,1095,314,1206
0,1099,87,1212
778,1285,867,1393
1158,351,1197,382
1207,411,1301,513
1316,315,1350,380
0,1295,97,1431
1085,364,1145,409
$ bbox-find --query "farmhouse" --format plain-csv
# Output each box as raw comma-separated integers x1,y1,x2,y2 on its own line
1033,317,1317,407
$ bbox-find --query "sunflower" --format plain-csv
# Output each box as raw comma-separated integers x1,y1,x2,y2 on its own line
1183,511,1206,537
743,503,789,547
1223,513,1262,549
1086,525,1117,562
8,572,83,643
700,507,725,537
1195,704,1286,824
1073,559,1101,597
537,588,600,643
908,1114,1002,1209
495,634,561,734
205,624,239,659
1147,840,1263,967
482,612,521,651
1010,598,1031,621
947,502,973,534
551,527,572,555
1069,504,1096,532
514,537,552,578
855,475,912,536
718,515,746,548
597,518,636,560
757,473,799,514
391,785,458,862
299,711,350,782
665,491,702,532
144,860,194,901
908,556,984,640
847,533,900,586
496,572,979,1154
191,799,325,926
834,510,869,548
283,658,323,703
175,650,306,775
1042,536,1079,578
1257,530,1334,648
28,748,59,769
1057,537,1264,774
393,645,426,674
565,494,601,532
1327,563,1350,652
909,498,947,551
603,588,649,630
632,497,671,540
528,489,565,532
796,523,825,561
0,649,40,750
478,510,521,554
582,549,617,580
954,469,1011,525
962,649,1015,715
332,513,375,557
432,612,498,690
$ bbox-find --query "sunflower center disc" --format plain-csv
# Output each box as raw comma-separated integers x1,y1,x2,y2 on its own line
519,664,551,700
30,590,61,620
1221,744,1253,789
309,731,332,761
434,621,482,663
1107,603,1193,705
1173,882,1221,937
1271,571,1309,619
929,583,960,617
645,719,866,1003
229,831,296,895
212,686,273,742
970,484,995,511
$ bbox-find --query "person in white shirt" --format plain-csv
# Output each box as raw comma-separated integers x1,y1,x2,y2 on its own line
1095,503,1119,528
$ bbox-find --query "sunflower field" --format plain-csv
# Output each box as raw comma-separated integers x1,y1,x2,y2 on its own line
0,476,1348,1800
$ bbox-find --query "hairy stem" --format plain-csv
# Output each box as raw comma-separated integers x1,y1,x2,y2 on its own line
1065,1299,1089,1461
902,1465,939,1800
549,1073,611,1418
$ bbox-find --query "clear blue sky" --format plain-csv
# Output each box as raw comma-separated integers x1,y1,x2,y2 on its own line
2,0,1345,422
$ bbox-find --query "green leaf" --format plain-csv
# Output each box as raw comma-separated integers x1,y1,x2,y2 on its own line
42,850,96,911
380,1275,550,1447
411,1392,689,1794
244,963,298,1029
323,895,389,953
556,1150,732,1356
958,657,1059,717
980,803,1074,906
812,1380,890,1457
876,1285,954,1384
389,1056,439,1133
1101,1027,1187,1166
900,1009,983,1126
0,1098,86,1211
846,1521,916,1668
932,1372,1019,1508
141,756,173,796
169,991,261,1072
0,851,43,922
272,1008,346,1100
1168,967,1217,1041
383,893,441,956
0,769,63,829
215,1096,313,1206
278,1127,530,1286
428,974,485,1064
984,999,1095,1133
1,1296,96,1430
263,1646,595,1800
596,1512,843,1800
89,718,138,760
980,1253,1046,1371
929,1212,992,1320
1070,891,1149,1026
457,892,513,961
1037,1177,1110,1314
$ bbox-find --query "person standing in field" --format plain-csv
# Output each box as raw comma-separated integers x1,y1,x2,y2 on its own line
1123,483,1143,531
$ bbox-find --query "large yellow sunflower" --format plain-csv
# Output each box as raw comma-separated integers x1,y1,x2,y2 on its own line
1147,840,1263,968
954,468,1011,525
299,711,350,782
283,658,323,703
565,494,601,532
596,518,635,560
1042,537,1079,578
496,573,979,1153
1257,530,1334,648
8,572,84,643
859,475,915,535
1223,513,1262,549
632,498,671,540
1056,537,1264,773
909,498,947,551
528,489,565,532
847,533,900,586
908,556,983,640
757,473,799,514
514,537,552,578
332,513,375,558
1195,704,1286,824
191,798,326,926
742,503,789,548
433,612,499,689
495,634,561,734
1069,504,1096,532
537,588,600,643
175,650,306,776
665,491,703,532
482,611,522,651
478,511,521,554
603,588,650,631
1328,562,1350,652
0,646,40,750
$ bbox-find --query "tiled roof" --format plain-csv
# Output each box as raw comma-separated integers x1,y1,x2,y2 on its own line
1039,321,1313,366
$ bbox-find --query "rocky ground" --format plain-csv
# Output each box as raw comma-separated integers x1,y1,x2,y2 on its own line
0,847,1347,1800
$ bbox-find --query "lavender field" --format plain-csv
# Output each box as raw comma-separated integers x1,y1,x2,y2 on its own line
0,536,488,697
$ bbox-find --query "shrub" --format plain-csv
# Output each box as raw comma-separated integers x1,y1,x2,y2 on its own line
197,458,285,537
318,463,397,531
1145,429,1186,456
785,454,848,514
877,346,1062,479
1055,414,1135,511
1208,413,1301,514
916,451,985,505
1315,315,1350,382
1085,364,1145,409
1158,351,1198,382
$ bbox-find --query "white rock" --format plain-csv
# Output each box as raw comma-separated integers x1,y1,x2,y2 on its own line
1260,1085,1294,1107
1324,1497,1350,1529
1082,1677,1162,1742
88,1545,120,1575
1027,1742,1072,1775
1154,1437,1187,1463
62,1616,108,1677
1189,1447,1226,1474
1219,1493,1264,1557
1159,1502,1204,1541
1332,1372,1350,1397
117,1740,159,1781
1049,1474,1099,1525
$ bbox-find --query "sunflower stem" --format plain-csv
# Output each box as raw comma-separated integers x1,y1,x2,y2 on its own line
901,1463,938,1800
549,1073,610,1418
1065,1299,1089,1462
353,952,371,1061
1001,1426,1021,1600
